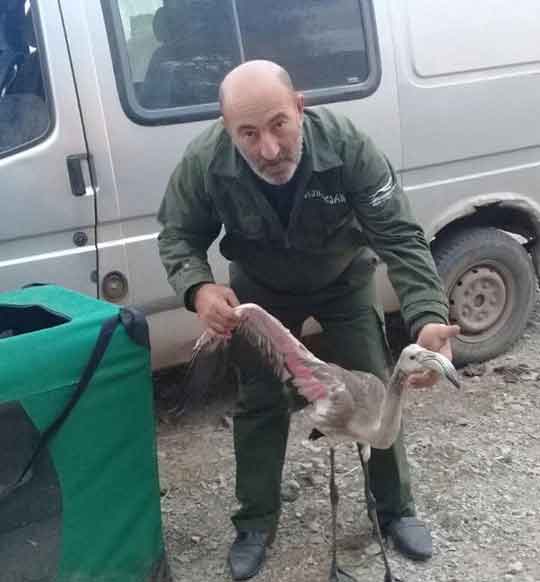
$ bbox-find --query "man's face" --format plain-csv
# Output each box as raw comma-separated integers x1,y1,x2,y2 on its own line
223,83,304,185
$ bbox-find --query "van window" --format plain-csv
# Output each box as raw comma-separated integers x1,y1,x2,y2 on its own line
236,0,371,90
0,1,50,156
104,0,380,124
116,0,240,111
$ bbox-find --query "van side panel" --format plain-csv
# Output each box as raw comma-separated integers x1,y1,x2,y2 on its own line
390,0,540,232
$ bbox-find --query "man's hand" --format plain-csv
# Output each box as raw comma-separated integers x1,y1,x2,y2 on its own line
193,283,241,337
408,323,460,388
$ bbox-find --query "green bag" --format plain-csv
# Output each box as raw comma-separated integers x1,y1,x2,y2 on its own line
0,285,171,582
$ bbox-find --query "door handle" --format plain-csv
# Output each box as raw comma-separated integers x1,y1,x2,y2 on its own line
67,154,93,197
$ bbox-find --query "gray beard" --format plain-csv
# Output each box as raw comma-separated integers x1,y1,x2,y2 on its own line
236,133,304,186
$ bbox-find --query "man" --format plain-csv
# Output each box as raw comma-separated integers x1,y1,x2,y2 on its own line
158,60,459,581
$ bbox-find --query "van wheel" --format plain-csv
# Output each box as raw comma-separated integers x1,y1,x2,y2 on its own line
432,227,537,367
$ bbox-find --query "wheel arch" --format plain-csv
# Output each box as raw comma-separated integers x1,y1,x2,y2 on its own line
427,193,540,277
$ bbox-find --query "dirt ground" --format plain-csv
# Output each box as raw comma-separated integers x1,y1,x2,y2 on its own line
154,301,540,582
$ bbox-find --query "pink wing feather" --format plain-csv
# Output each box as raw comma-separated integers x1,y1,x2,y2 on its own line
192,303,333,402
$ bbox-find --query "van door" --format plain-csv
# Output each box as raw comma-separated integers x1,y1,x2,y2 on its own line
0,1,97,296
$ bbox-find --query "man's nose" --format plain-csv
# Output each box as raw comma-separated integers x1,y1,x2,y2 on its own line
259,133,280,160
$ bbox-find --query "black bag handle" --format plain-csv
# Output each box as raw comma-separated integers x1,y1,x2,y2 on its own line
0,312,122,501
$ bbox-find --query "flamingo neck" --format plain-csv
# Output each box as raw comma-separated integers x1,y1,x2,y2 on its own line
373,368,407,448
389,368,408,393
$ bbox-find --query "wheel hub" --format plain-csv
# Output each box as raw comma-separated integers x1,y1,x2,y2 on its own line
449,266,507,334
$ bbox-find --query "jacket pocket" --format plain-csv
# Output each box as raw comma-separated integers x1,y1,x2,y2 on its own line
293,201,353,250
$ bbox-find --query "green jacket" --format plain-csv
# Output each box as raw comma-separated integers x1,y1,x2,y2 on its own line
157,107,448,337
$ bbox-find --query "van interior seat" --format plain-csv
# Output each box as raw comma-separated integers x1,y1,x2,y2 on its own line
10,10,45,100
140,5,184,109
0,4,48,154
0,4,44,100
140,4,225,109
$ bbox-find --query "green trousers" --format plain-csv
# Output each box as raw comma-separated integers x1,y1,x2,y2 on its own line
229,262,416,532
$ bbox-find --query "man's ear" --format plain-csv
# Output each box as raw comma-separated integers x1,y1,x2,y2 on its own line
296,92,304,116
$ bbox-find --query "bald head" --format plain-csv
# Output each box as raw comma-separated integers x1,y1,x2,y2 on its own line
219,60,295,114
218,61,304,186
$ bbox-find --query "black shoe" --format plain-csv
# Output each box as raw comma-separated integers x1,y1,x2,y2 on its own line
228,529,273,580
383,517,433,561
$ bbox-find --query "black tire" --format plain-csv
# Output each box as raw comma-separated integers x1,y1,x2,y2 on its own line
432,227,537,367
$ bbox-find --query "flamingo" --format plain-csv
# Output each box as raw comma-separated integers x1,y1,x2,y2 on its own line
181,303,460,582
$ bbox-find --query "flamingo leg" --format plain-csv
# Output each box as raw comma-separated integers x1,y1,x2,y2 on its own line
328,447,358,582
357,443,402,582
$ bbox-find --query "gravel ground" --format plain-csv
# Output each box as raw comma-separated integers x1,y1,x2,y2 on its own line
154,301,540,582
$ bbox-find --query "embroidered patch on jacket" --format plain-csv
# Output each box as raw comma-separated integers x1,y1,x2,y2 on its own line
368,165,396,207
304,190,347,205
368,172,396,207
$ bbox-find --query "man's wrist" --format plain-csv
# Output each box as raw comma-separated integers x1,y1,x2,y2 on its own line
184,282,210,312
410,314,448,341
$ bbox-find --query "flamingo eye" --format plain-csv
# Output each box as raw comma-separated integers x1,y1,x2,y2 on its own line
409,355,416,360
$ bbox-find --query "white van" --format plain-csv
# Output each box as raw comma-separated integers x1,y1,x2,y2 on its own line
1,0,539,368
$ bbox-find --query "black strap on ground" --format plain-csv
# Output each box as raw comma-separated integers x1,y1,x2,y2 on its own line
0,312,122,502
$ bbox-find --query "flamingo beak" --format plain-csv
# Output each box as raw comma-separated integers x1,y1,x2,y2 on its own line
419,351,461,389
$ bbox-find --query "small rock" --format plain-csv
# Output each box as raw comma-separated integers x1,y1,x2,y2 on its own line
220,415,233,430
463,363,487,377
215,473,227,488
493,363,531,384
159,476,171,496
298,473,316,487
507,561,523,574
521,372,537,382
313,459,326,471
191,535,202,544
281,479,301,503
302,440,323,453
364,542,380,556
297,462,316,486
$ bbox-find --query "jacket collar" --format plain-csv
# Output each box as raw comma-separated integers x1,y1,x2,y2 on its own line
210,108,343,178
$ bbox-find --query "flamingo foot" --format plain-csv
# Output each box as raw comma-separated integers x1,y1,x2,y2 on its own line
329,561,358,581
